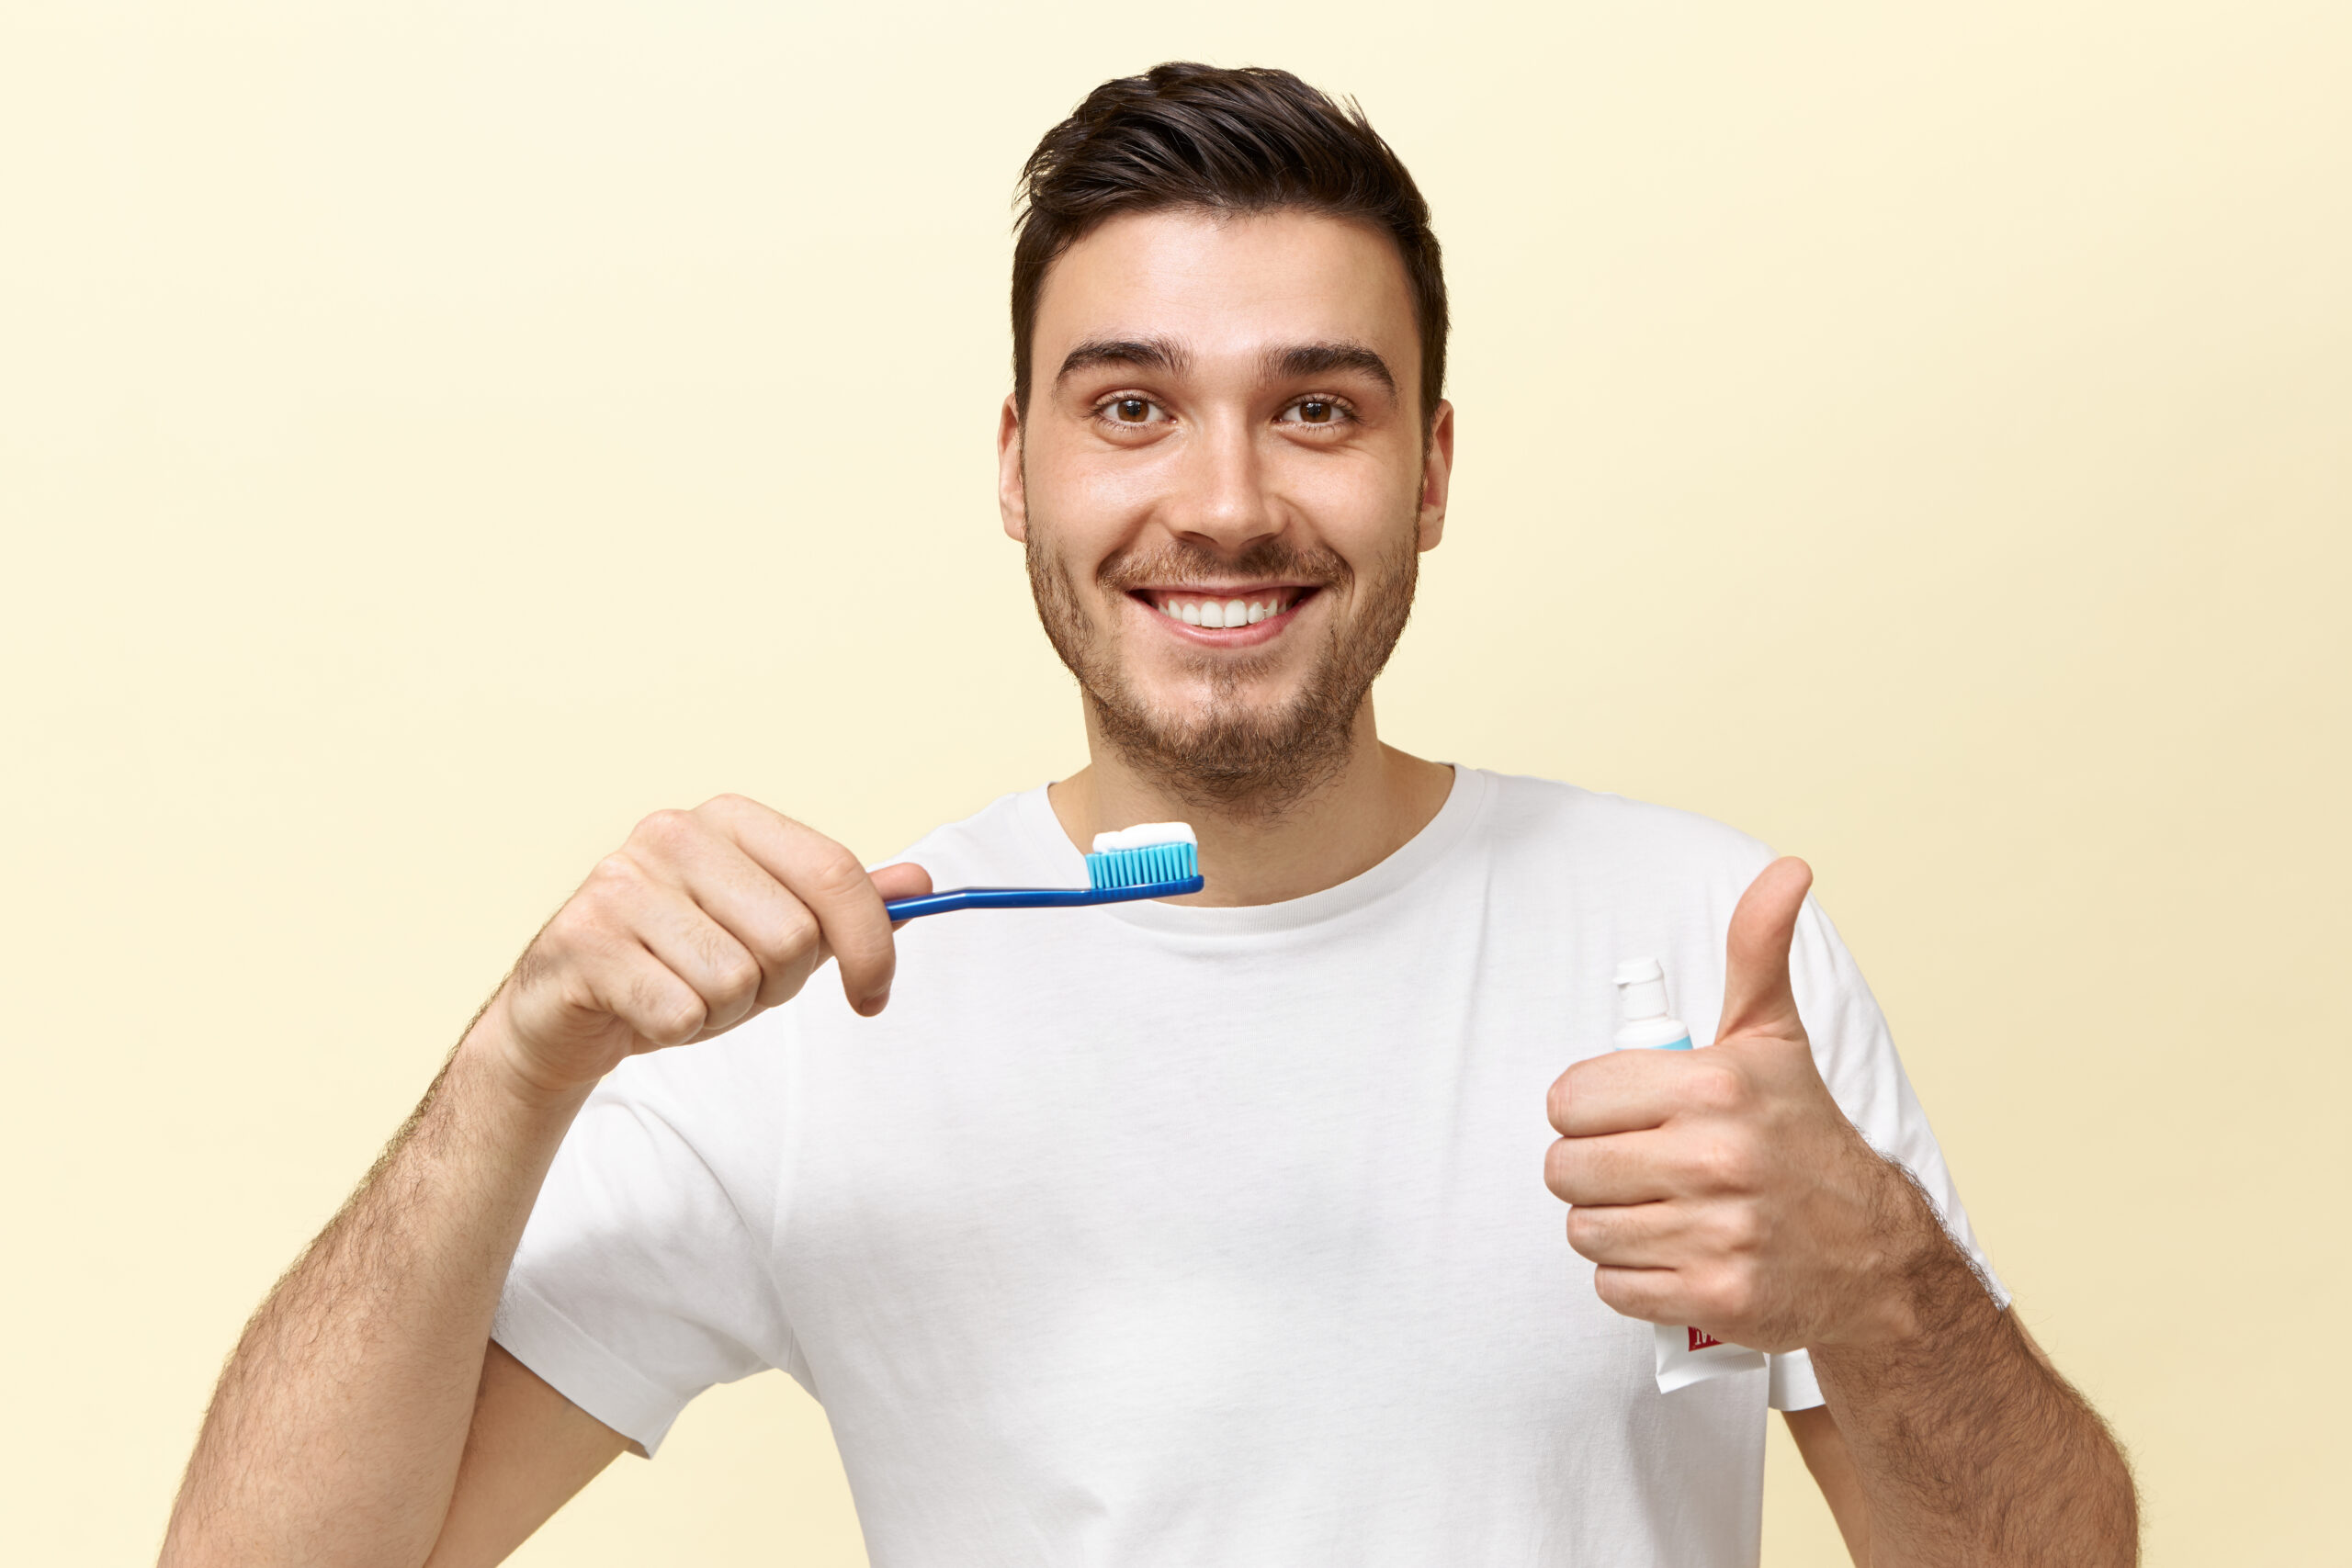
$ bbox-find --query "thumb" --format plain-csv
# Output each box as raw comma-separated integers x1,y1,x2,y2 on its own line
1717,856,1814,1042
871,861,933,908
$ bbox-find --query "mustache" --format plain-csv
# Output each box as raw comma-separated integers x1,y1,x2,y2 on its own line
1095,539,1351,593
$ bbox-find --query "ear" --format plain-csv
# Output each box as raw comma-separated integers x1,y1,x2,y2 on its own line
998,393,1028,544
1417,399,1455,552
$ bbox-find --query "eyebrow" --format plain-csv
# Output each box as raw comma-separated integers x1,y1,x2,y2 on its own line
1263,341,1396,394
1056,336,1192,384
1052,335,1399,398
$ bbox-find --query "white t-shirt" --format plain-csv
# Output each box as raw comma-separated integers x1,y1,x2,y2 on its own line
493,768,2004,1566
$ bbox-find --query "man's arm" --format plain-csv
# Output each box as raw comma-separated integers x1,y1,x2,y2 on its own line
1546,858,2137,1566
1783,1309,2124,1567
1785,1406,1871,1566
1806,1226,2135,1562
424,1346,631,1567
160,1034,597,1568
161,797,926,1568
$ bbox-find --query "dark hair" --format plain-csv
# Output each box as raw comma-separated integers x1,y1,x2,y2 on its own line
1012,62,1448,426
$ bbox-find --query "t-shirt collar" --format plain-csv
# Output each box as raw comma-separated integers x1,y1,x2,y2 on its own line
1012,763,1489,937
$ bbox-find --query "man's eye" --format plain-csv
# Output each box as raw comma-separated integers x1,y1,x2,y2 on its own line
1282,399,1345,426
1107,398,1160,423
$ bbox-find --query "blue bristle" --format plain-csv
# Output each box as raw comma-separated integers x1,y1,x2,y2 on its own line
1084,838,1199,891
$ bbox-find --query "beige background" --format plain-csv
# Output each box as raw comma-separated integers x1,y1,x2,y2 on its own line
4,2,2346,1562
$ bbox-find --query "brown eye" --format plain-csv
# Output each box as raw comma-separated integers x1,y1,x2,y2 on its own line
1115,398,1150,423
1299,400,1333,423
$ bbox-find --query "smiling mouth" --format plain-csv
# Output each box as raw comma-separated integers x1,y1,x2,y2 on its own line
1132,586,1318,629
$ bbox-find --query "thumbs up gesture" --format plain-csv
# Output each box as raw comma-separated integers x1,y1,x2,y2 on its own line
1544,858,1942,1354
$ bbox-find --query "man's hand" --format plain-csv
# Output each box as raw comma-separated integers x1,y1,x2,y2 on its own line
1543,857,1948,1352
1546,859,2139,1563
481,795,933,1104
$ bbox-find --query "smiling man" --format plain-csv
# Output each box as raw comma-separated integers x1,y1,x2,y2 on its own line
164,64,2135,1568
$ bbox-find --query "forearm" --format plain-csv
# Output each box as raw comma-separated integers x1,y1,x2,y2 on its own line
1808,1194,2137,1566
162,1008,588,1568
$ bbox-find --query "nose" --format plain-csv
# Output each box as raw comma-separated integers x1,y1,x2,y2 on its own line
1162,412,1281,555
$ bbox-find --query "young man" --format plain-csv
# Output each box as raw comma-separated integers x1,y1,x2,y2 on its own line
164,63,2135,1567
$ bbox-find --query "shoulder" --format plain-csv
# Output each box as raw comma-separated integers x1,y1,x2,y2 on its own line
876,784,1068,887
1470,769,1778,889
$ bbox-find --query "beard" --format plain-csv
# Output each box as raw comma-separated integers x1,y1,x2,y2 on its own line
1024,512,1420,820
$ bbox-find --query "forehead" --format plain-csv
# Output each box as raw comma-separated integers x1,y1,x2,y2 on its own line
1033,208,1419,373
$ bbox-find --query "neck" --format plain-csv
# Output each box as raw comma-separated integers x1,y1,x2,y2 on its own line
1047,699,1455,907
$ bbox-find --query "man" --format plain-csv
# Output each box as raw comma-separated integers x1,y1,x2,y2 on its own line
164,62,2135,1567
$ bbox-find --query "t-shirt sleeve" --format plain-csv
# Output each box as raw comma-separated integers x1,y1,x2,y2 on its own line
491,1042,791,1455
1763,894,2010,1413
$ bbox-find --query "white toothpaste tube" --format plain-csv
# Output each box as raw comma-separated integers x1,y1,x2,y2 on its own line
1612,956,1769,1393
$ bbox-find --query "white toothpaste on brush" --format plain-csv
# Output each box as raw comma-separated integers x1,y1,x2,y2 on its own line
1612,956,1769,1393
1090,821,1198,853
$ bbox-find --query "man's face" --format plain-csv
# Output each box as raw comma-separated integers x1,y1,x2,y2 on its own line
1001,207,1453,811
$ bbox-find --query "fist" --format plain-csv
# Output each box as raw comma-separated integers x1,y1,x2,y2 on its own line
474,795,932,1102
1543,858,1934,1353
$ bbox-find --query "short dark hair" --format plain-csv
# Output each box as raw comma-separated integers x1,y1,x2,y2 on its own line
1012,62,1448,426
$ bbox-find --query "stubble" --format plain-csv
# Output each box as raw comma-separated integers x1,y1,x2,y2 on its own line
1024,520,1419,820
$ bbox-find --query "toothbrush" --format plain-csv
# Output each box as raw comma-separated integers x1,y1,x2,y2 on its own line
882,822,1204,921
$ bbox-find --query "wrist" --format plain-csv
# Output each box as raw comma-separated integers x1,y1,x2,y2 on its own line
1819,1156,1993,1355
455,993,601,1123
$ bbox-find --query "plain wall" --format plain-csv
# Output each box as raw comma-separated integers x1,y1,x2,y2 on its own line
4,3,2346,1562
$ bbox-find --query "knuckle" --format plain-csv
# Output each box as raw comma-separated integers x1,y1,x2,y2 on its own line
583,856,650,918
698,793,778,833
1713,1202,1765,1255
1542,1140,1574,1198
1694,1135,1761,1194
634,807,695,851
634,976,706,1043
1686,1062,1749,1115
755,903,820,965
536,902,604,965
1699,1263,1759,1324
803,843,872,907
713,951,763,1002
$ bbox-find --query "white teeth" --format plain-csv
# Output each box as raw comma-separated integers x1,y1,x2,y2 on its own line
1156,592,1295,627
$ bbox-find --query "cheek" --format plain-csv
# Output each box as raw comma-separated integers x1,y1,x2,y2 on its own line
1079,453,1187,530
1279,448,1419,547
1028,419,1161,510
1025,457,1170,570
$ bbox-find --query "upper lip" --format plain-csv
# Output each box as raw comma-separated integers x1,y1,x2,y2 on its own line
1128,582,1313,595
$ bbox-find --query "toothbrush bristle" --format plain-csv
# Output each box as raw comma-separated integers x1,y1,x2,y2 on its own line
1084,838,1200,891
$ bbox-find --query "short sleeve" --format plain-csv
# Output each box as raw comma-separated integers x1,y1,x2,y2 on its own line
1768,1348,1822,1411
492,1038,793,1455
1767,896,2010,1411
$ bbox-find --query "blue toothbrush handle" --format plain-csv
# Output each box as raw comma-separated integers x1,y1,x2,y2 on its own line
885,875,1204,921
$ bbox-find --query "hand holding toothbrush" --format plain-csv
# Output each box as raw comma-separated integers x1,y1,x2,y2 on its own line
471,795,933,1106
1542,859,1975,1356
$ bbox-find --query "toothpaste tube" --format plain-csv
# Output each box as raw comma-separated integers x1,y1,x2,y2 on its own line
1612,956,1768,1393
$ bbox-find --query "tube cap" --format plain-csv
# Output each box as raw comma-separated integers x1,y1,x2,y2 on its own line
1613,956,1670,1023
